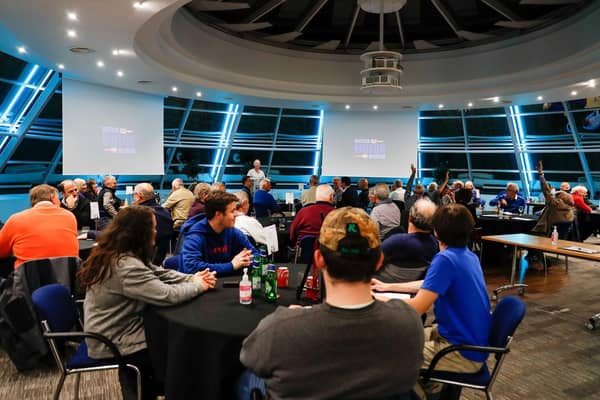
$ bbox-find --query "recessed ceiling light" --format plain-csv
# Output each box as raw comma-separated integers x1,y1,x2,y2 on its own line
571,90,578,96
195,91,202,97
467,102,473,107
112,49,119,56
537,95,543,101
96,60,104,68
57,63,65,70
589,80,596,88
438,104,444,109
116,70,124,77
133,1,146,8
171,86,178,92
67,11,78,21
493,97,500,103
373,105,378,110
17,46,26,54
67,29,77,38
344,104,350,110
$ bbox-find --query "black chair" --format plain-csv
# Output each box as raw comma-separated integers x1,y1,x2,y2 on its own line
32,283,142,400
420,296,526,400
294,235,318,300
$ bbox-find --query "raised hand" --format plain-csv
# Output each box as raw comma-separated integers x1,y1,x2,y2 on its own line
410,163,416,175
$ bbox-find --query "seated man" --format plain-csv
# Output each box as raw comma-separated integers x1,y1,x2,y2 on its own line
58,179,94,229
376,198,439,282
289,184,335,247
177,191,258,276
370,182,402,240
489,182,526,213
240,207,424,400
372,204,491,398
0,184,79,268
133,183,173,265
253,178,280,218
162,178,194,230
234,191,267,246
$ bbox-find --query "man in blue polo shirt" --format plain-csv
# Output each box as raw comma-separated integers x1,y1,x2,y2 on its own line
372,203,491,396
489,182,526,213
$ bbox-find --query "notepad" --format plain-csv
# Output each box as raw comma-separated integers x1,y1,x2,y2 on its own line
375,292,411,300
560,246,599,254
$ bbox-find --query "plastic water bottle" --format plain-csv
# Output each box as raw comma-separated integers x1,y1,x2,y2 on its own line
551,226,558,246
239,268,252,305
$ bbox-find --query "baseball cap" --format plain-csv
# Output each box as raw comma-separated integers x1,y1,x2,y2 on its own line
319,207,380,256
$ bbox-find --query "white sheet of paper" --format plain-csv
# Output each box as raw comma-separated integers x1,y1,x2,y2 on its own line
285,192,294,204
125,185,134,195
375,292,411,300
263,224,279,256
298,183,304,191
89,202,100,219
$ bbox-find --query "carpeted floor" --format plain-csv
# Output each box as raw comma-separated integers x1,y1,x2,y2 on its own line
1,257,600,399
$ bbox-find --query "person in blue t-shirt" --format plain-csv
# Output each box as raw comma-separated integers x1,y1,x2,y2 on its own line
372,203,491,396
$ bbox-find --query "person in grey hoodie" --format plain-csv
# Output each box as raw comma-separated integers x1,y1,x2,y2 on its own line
78,205,217,400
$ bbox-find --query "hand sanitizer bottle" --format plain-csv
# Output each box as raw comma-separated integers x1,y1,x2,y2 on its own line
551,226,558,246
239,268,252,305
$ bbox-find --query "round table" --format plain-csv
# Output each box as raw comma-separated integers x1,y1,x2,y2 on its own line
144,264,308,400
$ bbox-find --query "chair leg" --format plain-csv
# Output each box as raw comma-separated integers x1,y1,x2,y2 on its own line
125,363,142,400
53,373,66,400
74,372,81,400
486,389,494,400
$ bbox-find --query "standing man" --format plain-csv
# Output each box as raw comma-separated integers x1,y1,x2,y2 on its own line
337,176,359,208
98,175,122,230
0,184,78,268
162,178,194,230
247,159,266,193
241,176,254,214
301,175,320,206
177,191,258,276
133,183,173,265
390,179,406,202
357,178,370,210
332,177,343,205
58,179,94,229
240,207,424,399
253,178,280,218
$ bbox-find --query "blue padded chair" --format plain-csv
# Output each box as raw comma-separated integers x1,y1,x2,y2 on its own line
31,284,141,400
420,296,526,400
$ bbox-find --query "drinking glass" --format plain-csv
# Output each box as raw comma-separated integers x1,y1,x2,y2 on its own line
518,206,524,215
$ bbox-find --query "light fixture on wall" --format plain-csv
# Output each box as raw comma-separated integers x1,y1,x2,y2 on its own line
359,0,406,93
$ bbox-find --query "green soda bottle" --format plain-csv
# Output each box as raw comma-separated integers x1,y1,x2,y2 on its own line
264,264,278,303
251,259,262,297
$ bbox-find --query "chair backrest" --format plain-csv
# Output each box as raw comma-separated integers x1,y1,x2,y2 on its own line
489,296,526,349
19,256,81,296
31,284,79,333
297,235,317,264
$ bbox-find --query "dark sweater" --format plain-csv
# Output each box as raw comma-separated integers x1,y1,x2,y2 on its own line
289,201,334,245
241,300,424,400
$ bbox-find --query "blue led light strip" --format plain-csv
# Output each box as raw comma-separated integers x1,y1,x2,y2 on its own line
210,103,234,180
0,65,40,124
9,69,54,133
313,109,324,175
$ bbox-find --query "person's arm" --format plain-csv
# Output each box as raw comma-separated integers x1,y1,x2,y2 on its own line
405,288,439,315
270,194,280,212
371,278,423,294
103,192,118,217
438,171,450,194
0,217,14,258
537,161,553,204
161,192,177,210
574,195,592,213
240,311,279,377
404,164,416,201
119,257,205,306
488,194,500,206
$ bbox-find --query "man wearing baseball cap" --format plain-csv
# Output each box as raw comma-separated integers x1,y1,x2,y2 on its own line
239,207,424,400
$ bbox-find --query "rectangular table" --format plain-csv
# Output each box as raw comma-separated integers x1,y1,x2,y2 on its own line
481,233,600,299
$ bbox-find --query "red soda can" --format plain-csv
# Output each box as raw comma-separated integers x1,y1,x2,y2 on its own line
277,267,289,288
305,274,319,301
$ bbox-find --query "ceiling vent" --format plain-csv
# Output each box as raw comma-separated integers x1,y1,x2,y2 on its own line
69,47,94,54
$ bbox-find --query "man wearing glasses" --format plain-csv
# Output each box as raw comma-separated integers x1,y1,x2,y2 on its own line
489,182,526,213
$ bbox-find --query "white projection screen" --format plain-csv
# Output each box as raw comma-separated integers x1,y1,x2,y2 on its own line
62,79,164,175
321,111,418,177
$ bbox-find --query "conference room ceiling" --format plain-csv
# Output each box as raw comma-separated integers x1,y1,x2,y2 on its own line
185,0,592,54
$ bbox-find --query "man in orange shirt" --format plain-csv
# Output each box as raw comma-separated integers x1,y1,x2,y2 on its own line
0,184,79,268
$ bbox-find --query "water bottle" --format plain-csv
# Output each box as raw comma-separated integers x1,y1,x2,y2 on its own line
264,264,278,303
251,260,262,298
551,226,558,246
239,268,252,305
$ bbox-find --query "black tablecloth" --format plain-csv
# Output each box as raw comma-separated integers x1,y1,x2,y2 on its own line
144,264,308,400
477,213,538,266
